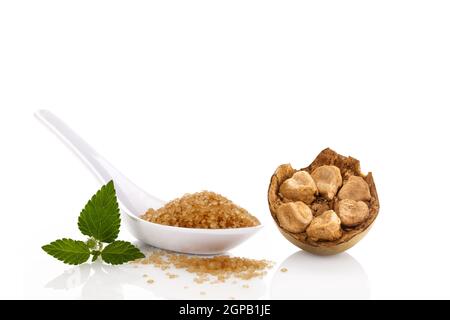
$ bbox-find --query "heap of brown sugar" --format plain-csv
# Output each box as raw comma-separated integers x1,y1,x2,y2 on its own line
135,250,273,283
141,191,260,229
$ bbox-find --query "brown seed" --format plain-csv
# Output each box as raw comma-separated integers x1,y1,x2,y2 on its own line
338,176,371,202
336,199,369,227
306,210,342,241
276,201,313,233
311,165,342,200
279,171,317,204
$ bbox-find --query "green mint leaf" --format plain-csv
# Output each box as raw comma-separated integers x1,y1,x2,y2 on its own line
77,181,120,243
101,241,144,265
42,238,90,265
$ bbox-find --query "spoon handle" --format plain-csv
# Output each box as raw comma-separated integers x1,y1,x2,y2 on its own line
34,109,165,214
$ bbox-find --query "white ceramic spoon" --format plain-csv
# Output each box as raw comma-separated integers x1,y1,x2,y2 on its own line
35,110,262,255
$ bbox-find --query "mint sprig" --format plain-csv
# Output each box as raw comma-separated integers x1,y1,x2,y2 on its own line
42,181,144,265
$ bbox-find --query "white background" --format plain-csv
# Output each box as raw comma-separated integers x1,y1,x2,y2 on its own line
1,0,450,299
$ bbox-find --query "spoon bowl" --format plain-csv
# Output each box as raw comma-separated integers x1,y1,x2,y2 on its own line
35,109,262,254
125,212,262,254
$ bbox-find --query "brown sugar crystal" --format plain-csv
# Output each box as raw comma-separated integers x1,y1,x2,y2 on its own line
141,191,260,229
166,272,179,279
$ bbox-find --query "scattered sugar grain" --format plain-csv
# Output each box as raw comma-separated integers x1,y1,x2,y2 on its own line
135,250,273,284
166,272,179,279
168,253,272,282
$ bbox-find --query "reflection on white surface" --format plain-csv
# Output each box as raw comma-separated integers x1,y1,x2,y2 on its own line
45,251,267,300
270,251,370,299
46,263,135,299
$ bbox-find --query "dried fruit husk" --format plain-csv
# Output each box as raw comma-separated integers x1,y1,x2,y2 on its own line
268,148,379,255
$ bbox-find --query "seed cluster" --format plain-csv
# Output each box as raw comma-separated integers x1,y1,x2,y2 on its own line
268,148,380,255
276,164,372,242
141,191,260,229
